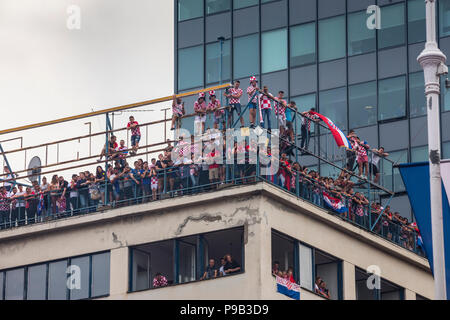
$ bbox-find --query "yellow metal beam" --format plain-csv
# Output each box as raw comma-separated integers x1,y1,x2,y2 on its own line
0,84,232,136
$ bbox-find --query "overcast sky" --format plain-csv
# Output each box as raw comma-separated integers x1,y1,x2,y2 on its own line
0,0,174,181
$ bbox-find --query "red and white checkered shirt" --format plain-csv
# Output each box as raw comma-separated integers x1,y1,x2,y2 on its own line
173,103,184,116
247,86,259,104
208,100,224,118
229,88,243,104
194,101,207,114
356,204,365,217
274,98,287,119
357,143,368,158
301,112,319,131
127,121,141,136
259,93,273,110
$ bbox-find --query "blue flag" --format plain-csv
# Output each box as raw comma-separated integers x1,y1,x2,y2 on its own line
276,276,300,300
398,161,450,299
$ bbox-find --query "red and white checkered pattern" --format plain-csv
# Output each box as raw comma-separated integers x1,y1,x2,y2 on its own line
208,100,224,117
301,112,319,131
357,143,368,157
127,121,141,136
173,103,184,116
259,93,272,110
247,86,259,104
274,98,287,119
209,90,216,96
198,92,205,99
229,87,243,104
250,76,258,83
356,204,365,217
194,101,207,113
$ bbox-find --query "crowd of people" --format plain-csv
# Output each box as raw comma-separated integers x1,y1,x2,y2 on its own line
151,254,241,289
0,77,422,255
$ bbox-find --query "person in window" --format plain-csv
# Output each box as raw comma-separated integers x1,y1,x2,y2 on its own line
286,267,295,283
272,261,280,276
319,280,330,299
218,257,227,277
224,254,241,275
153,273,168,288
201,258,218,280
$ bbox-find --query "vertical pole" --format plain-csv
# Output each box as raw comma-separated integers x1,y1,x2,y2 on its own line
417,0,447,300
105,113,111,206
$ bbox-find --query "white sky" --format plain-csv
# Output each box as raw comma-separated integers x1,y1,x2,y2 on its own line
0,0,174,182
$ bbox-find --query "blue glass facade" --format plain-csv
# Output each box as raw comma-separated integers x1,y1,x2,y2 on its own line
175,0,450,221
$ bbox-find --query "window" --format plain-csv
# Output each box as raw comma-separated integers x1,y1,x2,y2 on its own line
206,40,231,84
314,250,341,300
319,16,345,62
439,0,450,37
443,141,450,159
48,260,68,300
299,244,313,291
0,251,110,300
378,4,405,49
290,22,316,67
348,11,376,56
409,72,426,117
0,272,3,300
378,76,406,121
234,0,258,9
234,34,259,79
206,0,231,14
349,81,377,128
320,162,341,180
272,232,295,280
178,45,204,90
130,227,244,292
178,0,204,21
408,0,426,43
70,256,90,300
444,79,450,112
292,93,317,133
262,28,288,73
411,145,429,163
5,268,24,300
91,252,110,298
382,150,408,192
27,264,47,300
355,267,404,300
319,87,348,131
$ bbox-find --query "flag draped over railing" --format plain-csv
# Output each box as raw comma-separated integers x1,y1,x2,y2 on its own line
276,276,300,300
398,161,450,299
310,111,352,150
323,191,348,214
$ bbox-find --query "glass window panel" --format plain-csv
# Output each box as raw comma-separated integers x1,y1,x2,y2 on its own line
132,249,150,292
408,0,426,43
319,87,348,131
69,256,90,300
378,76,406,121
178,0,204,21
178,239,197,283
0,272,3,300
409,72,427,117
291,93,317,133
234,0,258,9
207,0,231,14
320,162,341,179
382,150,408,192
48,260,68,300
378,4,406,49
5,268,24,300
178,45,204,90
348,11,376,56
319,16,346,62
91,252,110,298
27,264,47,300
206,40,231,84
262,28,288,73
439,0,450,37
290,22,316,67
234,34,259,79
349,81,377,128
444,77,450,112
411,146,429,163
299,244,313,291
443,141,450,159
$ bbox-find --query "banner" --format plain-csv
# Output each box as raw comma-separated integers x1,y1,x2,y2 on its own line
276,276,300,300
310,112,352,150
398,161,450,299
323,191,348,214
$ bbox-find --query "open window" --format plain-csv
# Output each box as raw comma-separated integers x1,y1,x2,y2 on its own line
271,231,295,280
355,267,404,300
314,250,341,300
